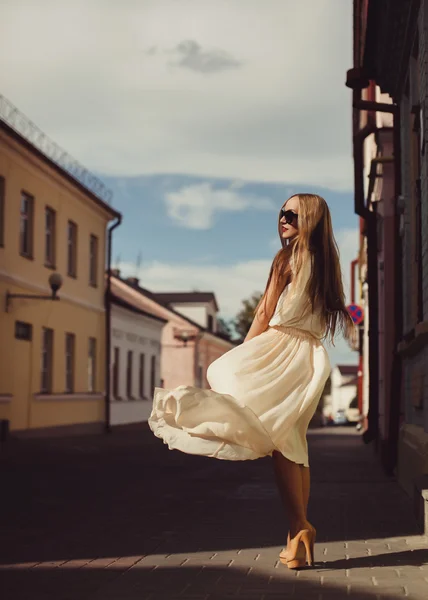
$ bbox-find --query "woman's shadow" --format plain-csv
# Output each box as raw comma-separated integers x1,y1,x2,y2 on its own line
315,548,428,571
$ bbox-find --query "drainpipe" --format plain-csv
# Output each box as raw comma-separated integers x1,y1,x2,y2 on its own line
350,258,358,304
350,256,364,419
387,109,403,475
352,92,400,463
105,215,122,433
350,87,398,448
351,89,379,446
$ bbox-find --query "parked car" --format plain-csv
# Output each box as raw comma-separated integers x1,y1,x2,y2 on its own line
345,407,360,424
333,410,348,425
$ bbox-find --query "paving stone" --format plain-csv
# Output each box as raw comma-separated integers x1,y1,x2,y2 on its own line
0,427,426,599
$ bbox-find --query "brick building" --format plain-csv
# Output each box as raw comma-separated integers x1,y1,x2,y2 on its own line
347,0,428,529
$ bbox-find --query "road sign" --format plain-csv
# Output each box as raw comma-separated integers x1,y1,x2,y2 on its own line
346,304,364,325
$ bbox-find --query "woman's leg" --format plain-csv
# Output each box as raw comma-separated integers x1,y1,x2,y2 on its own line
300,465,310,518
272,451,310,537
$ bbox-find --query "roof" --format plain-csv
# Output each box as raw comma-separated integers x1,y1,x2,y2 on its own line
113,275,235,345
110,293,168,324
336,364,358,376
153,291,219,313
0,119,121,220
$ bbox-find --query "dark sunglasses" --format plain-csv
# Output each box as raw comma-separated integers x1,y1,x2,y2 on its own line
280,208,298,225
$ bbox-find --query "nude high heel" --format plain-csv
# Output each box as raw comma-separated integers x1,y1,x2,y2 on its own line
279,529,315,569
279,523,316,565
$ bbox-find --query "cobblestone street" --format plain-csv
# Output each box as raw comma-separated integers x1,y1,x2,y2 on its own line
0,426,427,600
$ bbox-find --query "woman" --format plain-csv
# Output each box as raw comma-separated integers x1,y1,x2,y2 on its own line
149,193,354,569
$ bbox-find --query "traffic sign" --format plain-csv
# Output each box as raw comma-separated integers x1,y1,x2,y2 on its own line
347,304,364,325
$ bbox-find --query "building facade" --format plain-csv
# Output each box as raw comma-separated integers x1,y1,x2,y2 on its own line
330,365,359,419
110,273,237,397
0,103,121,434
348,0,428,527
110,295,167,426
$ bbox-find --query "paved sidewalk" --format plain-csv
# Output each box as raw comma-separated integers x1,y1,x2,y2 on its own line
0,425,427,600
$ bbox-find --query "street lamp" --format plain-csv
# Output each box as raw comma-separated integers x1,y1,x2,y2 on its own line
172,327,197,347
5,272,63,312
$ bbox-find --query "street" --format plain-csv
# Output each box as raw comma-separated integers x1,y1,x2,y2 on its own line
0,426,427,600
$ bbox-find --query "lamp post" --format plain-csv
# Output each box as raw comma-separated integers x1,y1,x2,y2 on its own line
5,272,63,312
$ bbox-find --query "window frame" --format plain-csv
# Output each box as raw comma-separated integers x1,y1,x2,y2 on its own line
139,352,145,399
113,346,120,399
150,355,156,397
65,332,75,393
20,191,34,259
44,206,56,268
89,234,98,287
67,220,78,278
41,327,54,393
88,337,97,392
15,321,32,341
126,350,133,399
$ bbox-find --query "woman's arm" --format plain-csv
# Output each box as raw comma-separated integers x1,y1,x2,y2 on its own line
243,279,280,343
243,310,270,342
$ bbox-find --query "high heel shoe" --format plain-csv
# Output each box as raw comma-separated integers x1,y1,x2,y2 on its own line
279,529,315,569
279,523,316,564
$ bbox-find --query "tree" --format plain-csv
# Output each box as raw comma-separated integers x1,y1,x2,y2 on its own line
233,291,263,342
216,317,234,341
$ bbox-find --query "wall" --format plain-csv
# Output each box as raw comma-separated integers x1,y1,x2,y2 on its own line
110,303,163,425
330,367,358,415
397,1,428,496
0,125,115,431
110,277,235,393
170,302,218,332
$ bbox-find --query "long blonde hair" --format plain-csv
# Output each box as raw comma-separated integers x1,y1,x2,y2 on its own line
254,193,354,343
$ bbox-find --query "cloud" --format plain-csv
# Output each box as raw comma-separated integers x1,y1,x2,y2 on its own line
120,251,357,365
0,0,353,190
165,182,276,229
119,257,272,319
169,40,243,74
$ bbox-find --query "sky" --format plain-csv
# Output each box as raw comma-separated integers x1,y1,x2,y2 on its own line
1,0,358,366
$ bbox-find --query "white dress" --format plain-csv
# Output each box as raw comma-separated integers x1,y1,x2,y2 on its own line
148,258,331,467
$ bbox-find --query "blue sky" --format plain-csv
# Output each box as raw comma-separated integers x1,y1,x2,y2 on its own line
105,175,355,267
1,0,358,366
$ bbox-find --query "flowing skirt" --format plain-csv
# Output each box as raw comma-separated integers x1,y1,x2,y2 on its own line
148,325,331,467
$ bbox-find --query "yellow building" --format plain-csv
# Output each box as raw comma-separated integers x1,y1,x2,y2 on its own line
0,105,121,435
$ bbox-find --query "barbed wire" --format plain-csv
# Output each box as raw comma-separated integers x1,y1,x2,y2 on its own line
0,94,113,204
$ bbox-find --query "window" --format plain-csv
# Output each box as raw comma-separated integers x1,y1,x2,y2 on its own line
126,350,133,398
207,314,213,332
41,327,53,393
89,234,98,287
113,347,120,398
0,176,4,247
20,192,34,258
15,321,32,341
88,337,96,392
67,220,77,277
45,207,56,267
150,355,156,397
197,364,203,387
139,353,145,399
65,333,75,393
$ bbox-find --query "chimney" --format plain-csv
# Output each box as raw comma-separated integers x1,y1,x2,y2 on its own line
126,277,140,287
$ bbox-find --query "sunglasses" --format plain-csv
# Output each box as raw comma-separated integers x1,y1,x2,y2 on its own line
280,208,298,226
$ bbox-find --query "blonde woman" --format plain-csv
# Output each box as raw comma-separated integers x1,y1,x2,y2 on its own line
149,193,354,569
